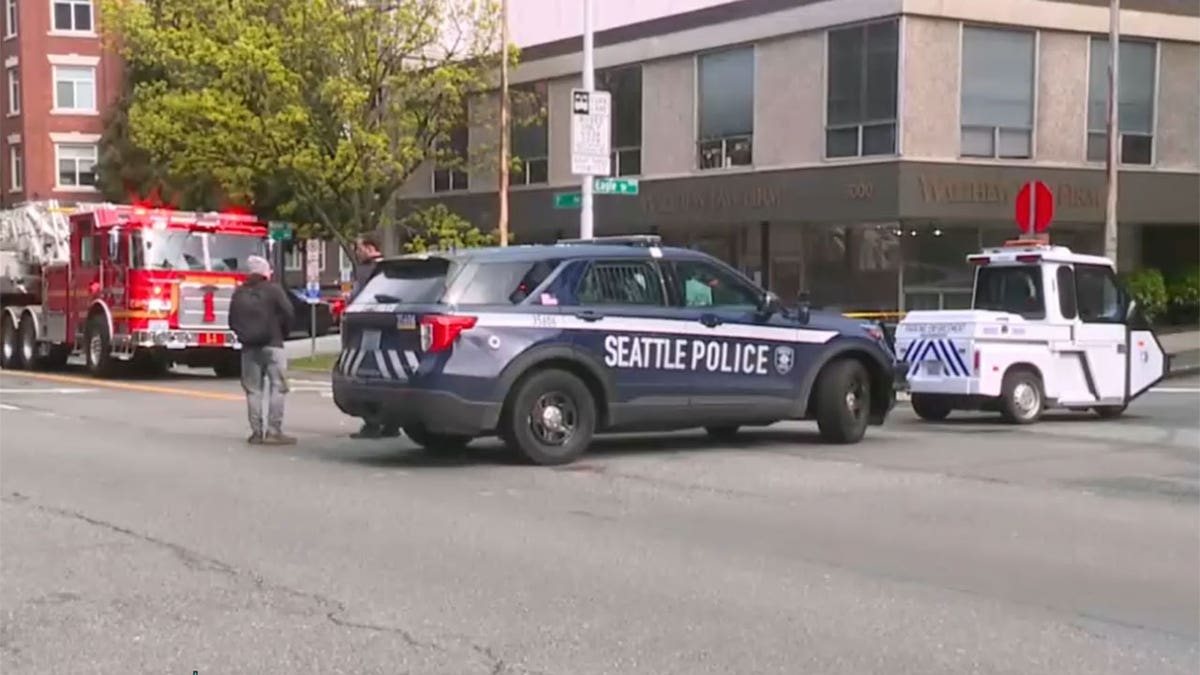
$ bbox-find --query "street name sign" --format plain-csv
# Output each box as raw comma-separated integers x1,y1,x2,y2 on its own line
269,220,293,241
554,192,583,209
593,177,639,195
570,89,611,176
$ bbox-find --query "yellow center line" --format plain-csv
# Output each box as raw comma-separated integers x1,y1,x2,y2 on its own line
0,371,243,402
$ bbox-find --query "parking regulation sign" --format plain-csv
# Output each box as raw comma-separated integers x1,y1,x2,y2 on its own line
570,89,611,176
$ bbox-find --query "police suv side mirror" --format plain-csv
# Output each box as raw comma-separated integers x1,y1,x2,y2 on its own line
796,291,811,325
758,291,782,317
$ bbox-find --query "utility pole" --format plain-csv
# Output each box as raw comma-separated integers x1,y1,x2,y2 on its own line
1104,0,1120,265
579,0,595,239
497,0,510,246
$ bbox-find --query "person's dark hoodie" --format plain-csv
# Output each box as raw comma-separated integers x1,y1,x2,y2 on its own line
351,254,383,302
229,274,295,348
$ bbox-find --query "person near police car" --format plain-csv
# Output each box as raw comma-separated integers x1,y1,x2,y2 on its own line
348,235,402,440
228,255,297,446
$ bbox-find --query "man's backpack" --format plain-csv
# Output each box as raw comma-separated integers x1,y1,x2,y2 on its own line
230,284,276,347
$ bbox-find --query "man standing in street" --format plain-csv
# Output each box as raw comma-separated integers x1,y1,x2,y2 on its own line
229,255,297,445
348,236,402,439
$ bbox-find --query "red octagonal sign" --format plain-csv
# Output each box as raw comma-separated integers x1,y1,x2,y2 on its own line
1015,180,1054,234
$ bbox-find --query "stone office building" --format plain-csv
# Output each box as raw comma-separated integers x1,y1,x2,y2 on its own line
397,0,1200,312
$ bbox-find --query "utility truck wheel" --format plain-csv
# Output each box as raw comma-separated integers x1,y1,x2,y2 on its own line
18,316,40,370
911,393,952,421
999,369,1043,424
815,358,871,444
1094,404,1127,419
84,315,115,378
502,369,596,465
0,313,20,370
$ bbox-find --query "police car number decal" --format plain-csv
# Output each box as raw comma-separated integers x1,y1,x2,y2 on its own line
605,335,776,375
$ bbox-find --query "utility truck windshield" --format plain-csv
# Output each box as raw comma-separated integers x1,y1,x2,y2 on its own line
132,231,266,272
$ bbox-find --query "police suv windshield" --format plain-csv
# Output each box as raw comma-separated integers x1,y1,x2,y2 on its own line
973,265,1046,319
132,231,266,272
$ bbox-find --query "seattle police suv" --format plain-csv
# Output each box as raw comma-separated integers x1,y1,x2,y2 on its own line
332,236,900,465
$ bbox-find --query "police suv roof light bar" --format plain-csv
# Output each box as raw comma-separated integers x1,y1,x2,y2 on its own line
556,234,663,247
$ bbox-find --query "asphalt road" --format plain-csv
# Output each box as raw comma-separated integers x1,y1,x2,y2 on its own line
1,368,1197,675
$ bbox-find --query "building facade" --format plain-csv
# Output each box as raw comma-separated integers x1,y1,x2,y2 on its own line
402,0,1200,312
1,0,120,208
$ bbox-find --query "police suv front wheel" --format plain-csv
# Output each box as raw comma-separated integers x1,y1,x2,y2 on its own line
815,358,871,444
503,369,596,466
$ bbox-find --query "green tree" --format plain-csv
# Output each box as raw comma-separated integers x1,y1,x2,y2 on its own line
100,0,508,263
400,204,502,253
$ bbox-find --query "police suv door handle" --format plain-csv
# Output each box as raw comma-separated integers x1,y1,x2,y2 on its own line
699,314,723,328
574,310,604,322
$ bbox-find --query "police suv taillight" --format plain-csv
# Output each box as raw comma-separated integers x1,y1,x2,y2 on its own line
419,315,477,353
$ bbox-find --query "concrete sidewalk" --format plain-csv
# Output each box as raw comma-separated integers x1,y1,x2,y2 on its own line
284,334,341,360
1161,329,1200,378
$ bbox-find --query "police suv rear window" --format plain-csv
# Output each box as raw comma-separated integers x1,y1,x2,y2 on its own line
354,258,456,305
451,260,562,305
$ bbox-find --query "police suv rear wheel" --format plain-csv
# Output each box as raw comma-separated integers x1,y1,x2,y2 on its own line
504,369,596,466
1000,369,1043,424
911,393,953,421
815,358,871,444
403,424,472,453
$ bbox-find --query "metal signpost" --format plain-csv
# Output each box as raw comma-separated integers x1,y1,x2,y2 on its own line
305,239,321,357
570,0,605,239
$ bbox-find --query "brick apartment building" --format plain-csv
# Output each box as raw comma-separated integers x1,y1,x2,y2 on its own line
1,0,121,208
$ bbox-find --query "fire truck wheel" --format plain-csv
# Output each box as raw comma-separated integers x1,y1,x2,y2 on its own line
0,313,21,370
18,316,40,370
999,368,1044,424
911,393,953,421
84,315,115,378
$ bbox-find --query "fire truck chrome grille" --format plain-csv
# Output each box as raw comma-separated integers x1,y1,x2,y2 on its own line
178,283,235,330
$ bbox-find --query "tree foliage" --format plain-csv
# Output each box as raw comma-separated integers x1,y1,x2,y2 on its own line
99,0,506,254
399,203,502,253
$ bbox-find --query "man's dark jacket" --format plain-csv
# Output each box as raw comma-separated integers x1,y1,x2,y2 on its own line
351,255,382,302
228,275,295,348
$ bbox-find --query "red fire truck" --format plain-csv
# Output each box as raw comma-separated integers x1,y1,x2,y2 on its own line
0,202,270,377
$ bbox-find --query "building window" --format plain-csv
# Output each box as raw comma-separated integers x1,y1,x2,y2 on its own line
285,241,327,272
53,65,96,112
511,82,548,185
4,0,16,38
5,67,17,115
697,47,753,169
960,27,1035,159
53,0,92,32
1087,38,1156,165
826,19,898,158
55,143,97,187
9,144,21,190
597,65,642,176
433,124,469,192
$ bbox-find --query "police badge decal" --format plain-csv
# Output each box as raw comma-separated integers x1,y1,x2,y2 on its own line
773,345,795,375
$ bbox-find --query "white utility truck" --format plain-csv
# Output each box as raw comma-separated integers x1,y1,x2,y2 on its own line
895,239,1167,424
